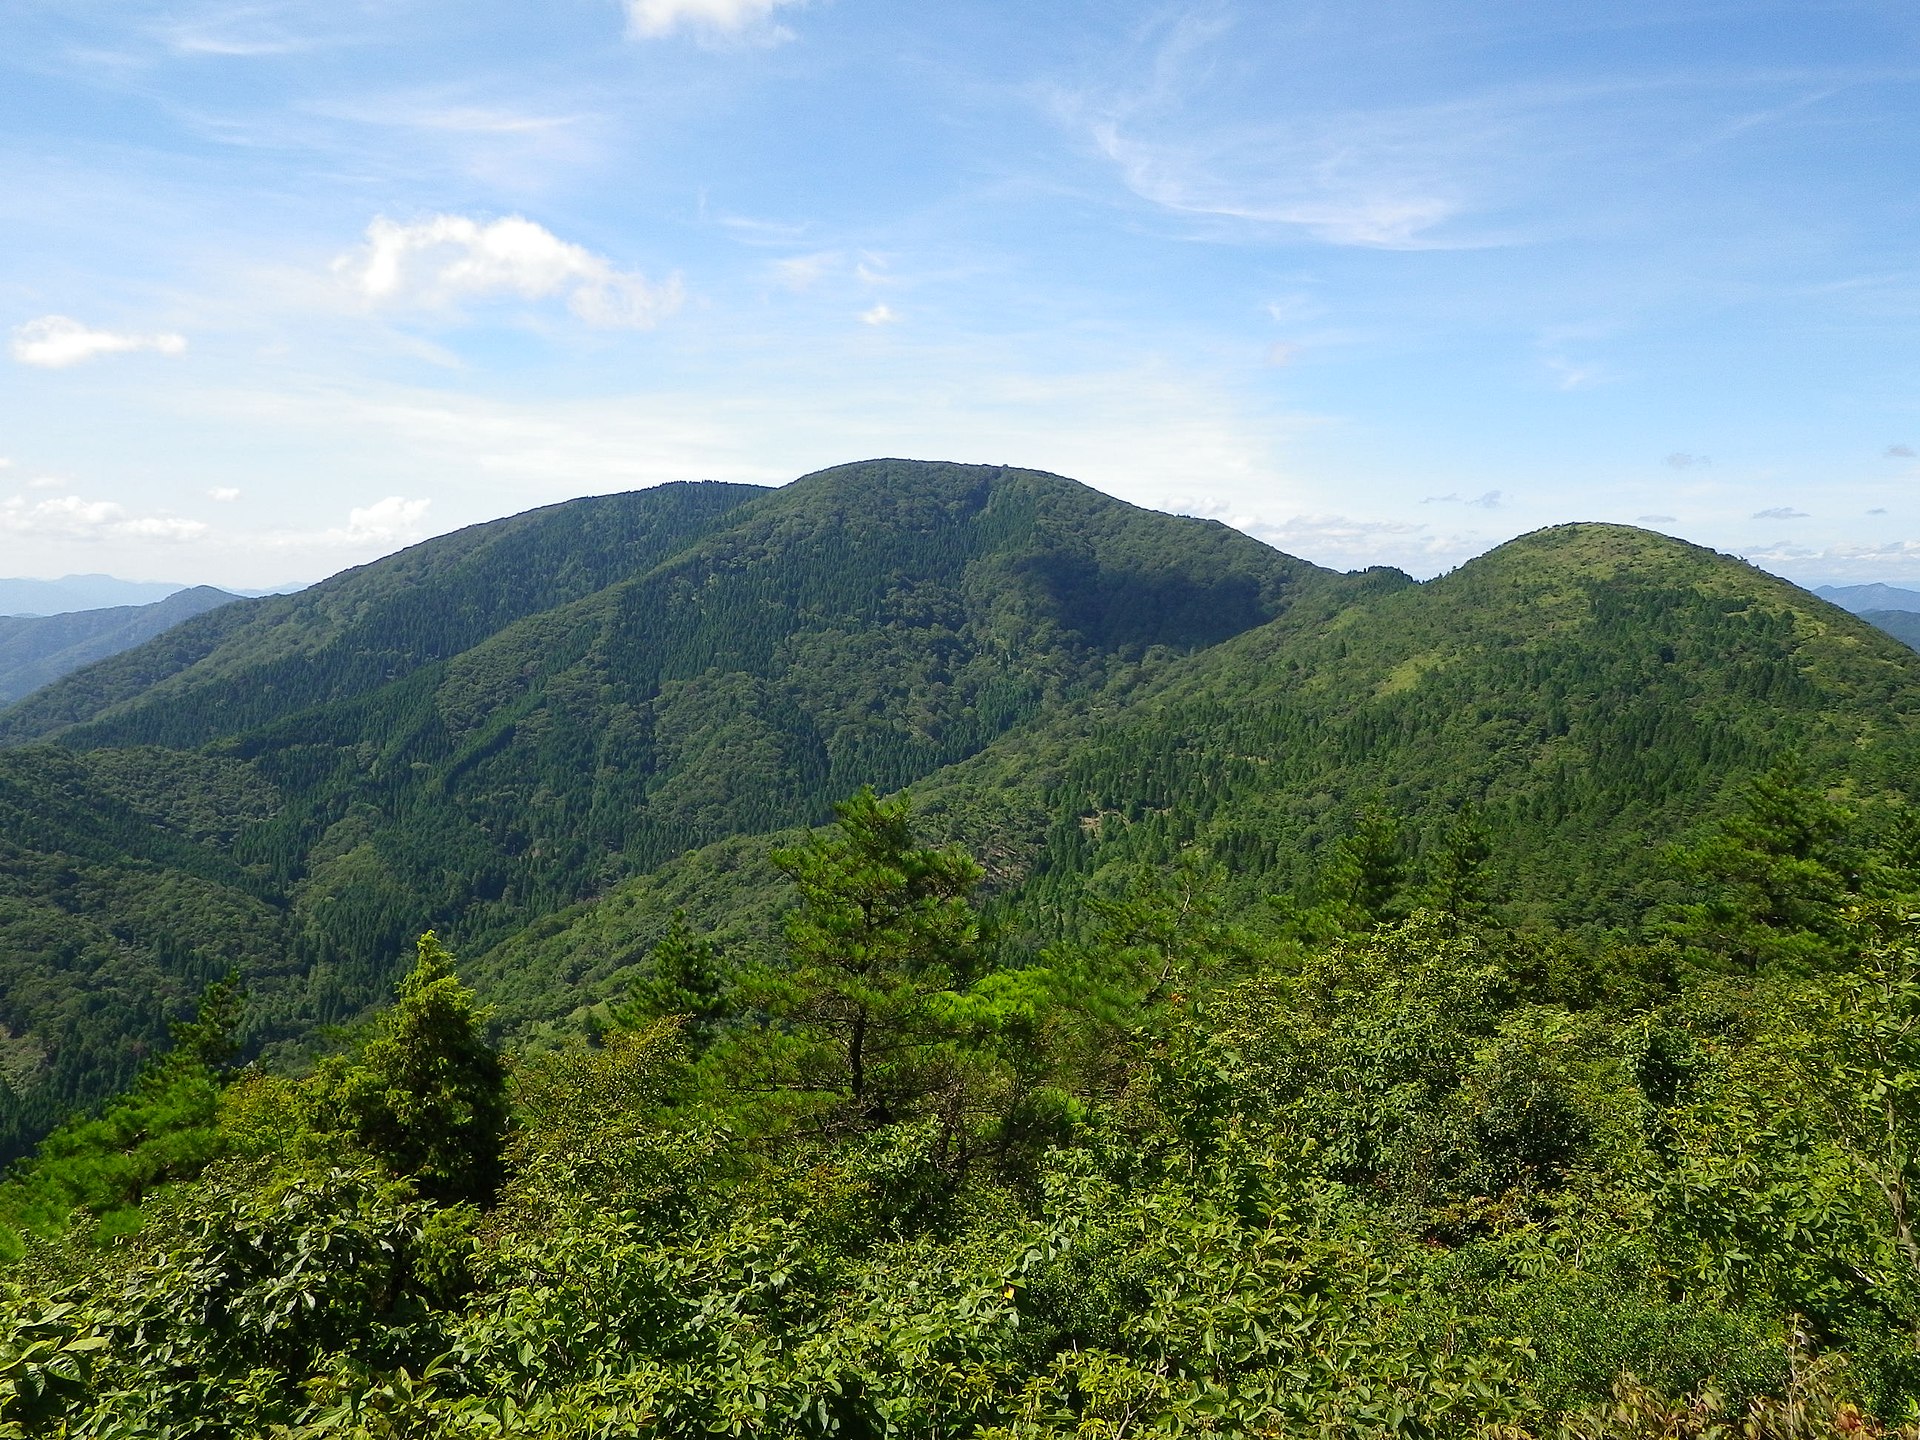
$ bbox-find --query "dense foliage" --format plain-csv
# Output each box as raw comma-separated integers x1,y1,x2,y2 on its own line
5,782,1920,1435
5,462,1920,1433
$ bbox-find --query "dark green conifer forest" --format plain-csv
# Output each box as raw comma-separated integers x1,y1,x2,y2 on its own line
3,461,1920,1435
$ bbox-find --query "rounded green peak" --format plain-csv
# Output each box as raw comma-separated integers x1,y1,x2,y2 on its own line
1451,521,1771,593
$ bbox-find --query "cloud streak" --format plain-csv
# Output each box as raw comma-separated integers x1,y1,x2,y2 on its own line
625,0,802,42
11,317,188,368
0,495,206,542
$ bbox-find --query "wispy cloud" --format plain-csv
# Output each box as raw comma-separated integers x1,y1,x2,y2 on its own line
11,316,188,368
1232,511,1480,573
1665,452,1711,468
1081,111,1469,249
1544,356,1607,391
1741,536,1920,582
625,0,803,44
859,303,899,326
1637,513,1677,523
334,215,682,329
1887,444,1915,459
1423,490,1504,509
208,487,242,502
773,251,841,290
1054,13,1530,250
0,495,206,542
156,1,345,58
1753,506,1809,519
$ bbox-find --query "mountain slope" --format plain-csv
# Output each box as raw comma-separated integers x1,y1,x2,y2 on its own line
1861,609,1920,651
0,460,1348,1150
0,746,280,1160
983,522,1920,931
192,461,1344,1017
0,481,762,747
0,587,241,704
473,522,1920,1026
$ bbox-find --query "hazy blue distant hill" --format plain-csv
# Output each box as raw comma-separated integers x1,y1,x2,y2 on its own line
1861,608,1920,651
0,575,187,615
1814,581,1920,613
0,587,242,704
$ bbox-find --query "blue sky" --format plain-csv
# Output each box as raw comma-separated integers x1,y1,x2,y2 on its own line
2,0,1918,587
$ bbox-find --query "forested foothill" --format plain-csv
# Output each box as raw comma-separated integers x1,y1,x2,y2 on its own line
3,460,1920,1435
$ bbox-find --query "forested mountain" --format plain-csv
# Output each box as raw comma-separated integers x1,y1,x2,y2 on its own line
1815,581,1920,614
0,587,240,704
0,480,762,747
0,461,1338,1157
474,521,1920,1027
0,747,280,1151
1864,609,1920,651
8,469,1920,1432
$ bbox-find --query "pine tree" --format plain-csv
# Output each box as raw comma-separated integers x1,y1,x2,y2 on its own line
327,933,508,1206
1328,803,1408,932
762,788,984,1125
1658,755,1856,971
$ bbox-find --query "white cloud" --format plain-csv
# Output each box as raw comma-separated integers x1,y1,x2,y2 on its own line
334,215,682,329
336,496,431,545
208,486,242,502
626,0,802,42
859,304,898,326
1232,511,1475,573
25,475,64,491
0,495,207,543
1742,536,1920,583
773,251,841,290
11,316,188,368
1544,357,1606,391
1754,506,1809,520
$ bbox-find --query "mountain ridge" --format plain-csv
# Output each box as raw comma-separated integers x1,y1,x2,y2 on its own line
0,460,1349,1155
468,520,1920,1029
0,587,243,704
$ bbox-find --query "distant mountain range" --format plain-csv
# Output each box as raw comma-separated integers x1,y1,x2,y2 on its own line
1813,582,1920,614
0,588,242,704
2,460,1920,1162
0,574,301,617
